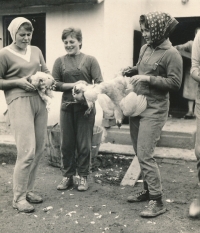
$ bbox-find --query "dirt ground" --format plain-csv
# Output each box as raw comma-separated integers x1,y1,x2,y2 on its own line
1,123,200,233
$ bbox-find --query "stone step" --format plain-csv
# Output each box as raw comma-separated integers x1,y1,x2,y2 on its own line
99,143,196,161
105,118,196,150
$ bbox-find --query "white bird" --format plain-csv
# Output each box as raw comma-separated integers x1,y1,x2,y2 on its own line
72,75,147,128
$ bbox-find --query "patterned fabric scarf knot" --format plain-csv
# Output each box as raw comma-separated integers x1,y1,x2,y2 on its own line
144,11,178,44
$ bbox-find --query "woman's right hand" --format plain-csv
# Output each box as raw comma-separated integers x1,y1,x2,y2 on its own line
17,77,36,92
122,66,137,77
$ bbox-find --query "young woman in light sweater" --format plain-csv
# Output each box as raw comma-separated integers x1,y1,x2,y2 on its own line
189,30,200,217
0,17,51,213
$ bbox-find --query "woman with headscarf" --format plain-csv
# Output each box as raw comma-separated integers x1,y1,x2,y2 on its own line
0,17,51,213
122,12,183,217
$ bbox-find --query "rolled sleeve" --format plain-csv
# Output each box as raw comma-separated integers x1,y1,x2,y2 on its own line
52,57,65,92
90,57,103,84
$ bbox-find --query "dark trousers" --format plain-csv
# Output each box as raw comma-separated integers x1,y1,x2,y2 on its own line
60,107,95,177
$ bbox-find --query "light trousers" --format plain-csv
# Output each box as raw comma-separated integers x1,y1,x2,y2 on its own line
129,115,167,198
8,95,47,202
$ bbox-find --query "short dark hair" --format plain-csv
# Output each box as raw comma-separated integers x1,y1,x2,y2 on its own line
61,27,82,49
139,15,149,29
19,22,34,32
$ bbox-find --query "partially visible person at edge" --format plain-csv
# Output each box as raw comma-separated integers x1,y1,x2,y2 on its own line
175,28,200,119
0,17,51,213
52,27,103,192
189,30,200,218
122,12,182,218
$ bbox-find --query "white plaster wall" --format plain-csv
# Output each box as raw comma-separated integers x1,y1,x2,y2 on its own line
141,0,200,17
45,3,104,125
46,3,104,73
103,0,142,79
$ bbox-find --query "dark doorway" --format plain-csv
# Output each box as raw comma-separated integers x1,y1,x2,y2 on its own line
3,13,46,60
133,17,200,118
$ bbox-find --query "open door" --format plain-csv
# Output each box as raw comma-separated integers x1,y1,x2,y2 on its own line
3,13,46,60
133,30,145,66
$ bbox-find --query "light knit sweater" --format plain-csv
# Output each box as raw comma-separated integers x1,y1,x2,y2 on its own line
0,45,49,104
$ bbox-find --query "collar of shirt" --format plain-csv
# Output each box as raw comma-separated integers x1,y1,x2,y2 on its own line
148,38,172,50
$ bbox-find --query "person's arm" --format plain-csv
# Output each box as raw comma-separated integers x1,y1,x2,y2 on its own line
191,32,200,83
90,56,104,84
0,57,36,91
0,77,36,91
52,57,77,92
130,49,183,92
38,49,50,74
175,41,192,53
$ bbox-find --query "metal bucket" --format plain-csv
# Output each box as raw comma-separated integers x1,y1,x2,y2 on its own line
90,125,103,171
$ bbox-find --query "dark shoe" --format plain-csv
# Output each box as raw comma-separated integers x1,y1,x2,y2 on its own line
13,199,35,213
189,199,200,218
26,192,43,203
184,113,195,119
57,177,73,190
127,190,149,203
140,200,166,217
77,176,88,191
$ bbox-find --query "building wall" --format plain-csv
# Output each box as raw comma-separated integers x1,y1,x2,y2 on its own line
0,2,104,123
0,0,200,123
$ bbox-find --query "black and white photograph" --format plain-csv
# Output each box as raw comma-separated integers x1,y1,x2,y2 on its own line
1,0,200,232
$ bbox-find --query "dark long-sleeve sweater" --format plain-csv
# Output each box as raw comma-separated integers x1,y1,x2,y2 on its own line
52,53,103,90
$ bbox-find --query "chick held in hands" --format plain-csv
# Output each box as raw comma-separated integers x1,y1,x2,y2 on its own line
29,71,55,111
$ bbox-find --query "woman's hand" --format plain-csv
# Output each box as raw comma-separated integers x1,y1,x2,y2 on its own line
129,75,150,85
50,80,57,91
17,77,36,92
122,66,135,77
75,80,88,85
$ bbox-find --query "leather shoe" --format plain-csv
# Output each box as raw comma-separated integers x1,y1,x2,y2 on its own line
13,199,35,213
26,192,43,203
140,199,166,217
127,190,149,202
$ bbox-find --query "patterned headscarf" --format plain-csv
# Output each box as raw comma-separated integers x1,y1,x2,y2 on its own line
8,17,33,43
141,11,178,44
